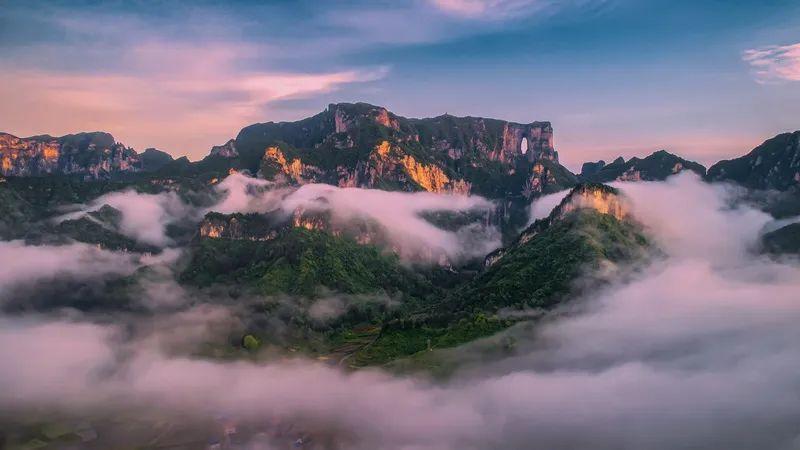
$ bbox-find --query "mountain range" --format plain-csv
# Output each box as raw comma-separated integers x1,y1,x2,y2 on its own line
1,102,798,367
5,102,798,196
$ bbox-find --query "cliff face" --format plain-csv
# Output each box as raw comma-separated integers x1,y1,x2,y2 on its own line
0,132,144,179
486,183,631,266
198,212,278,241
226,102,575,199
453,182,649,315
209,139,239,158
707,131,800,191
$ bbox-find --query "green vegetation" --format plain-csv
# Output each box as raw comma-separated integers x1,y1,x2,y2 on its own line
181,227,434,298
340,193,651,367
349,314,509,367
450,210,649,313
242,334,262,351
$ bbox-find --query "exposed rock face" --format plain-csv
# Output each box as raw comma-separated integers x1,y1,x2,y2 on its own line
486,184,629,267
198,212,277,241
261,139,473,194
497,121,556,163
0,132,144,179
580,150,706,183
552,184,629,222
209,139,239,158
332,103,400,133
261,146,316,184
707,131,800,191
580,160,606,178
232,102,576,200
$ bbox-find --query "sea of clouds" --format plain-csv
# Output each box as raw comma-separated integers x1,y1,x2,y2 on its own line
1,173,799,449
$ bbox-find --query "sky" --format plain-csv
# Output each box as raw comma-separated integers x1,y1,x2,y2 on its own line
1,0,799,170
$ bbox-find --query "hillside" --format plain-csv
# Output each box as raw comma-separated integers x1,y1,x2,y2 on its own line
347,183,652,366
707,131,800,190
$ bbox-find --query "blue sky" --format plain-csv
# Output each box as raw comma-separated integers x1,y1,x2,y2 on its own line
1,0,798,169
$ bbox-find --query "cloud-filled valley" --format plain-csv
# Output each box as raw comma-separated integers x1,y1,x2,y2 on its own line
2,173,799,449
3,1,800,447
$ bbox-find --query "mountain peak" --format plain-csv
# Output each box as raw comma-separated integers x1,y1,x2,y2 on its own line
707,130,800,191
580,150,705,182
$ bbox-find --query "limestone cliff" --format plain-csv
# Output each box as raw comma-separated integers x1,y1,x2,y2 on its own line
486,183,630,266
0,132,147,179
231,102,576,200
209,139,239,158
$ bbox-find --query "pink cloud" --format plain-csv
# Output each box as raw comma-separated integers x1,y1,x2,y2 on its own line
0,42,388,158
743,42,800,83
429,0,543,19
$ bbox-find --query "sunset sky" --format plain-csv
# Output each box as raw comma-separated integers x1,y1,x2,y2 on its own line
1,0,799,170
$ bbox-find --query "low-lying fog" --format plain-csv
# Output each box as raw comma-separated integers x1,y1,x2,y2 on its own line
2,174,799,449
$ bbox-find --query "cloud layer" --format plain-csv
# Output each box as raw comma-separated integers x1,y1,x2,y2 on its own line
743,42,800,83
59,189,193,247
212,173,502,263
2,174,800,449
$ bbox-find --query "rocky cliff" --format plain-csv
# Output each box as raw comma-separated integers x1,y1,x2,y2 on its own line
485,183,631,267
0,132,149,179
444,182,649,315
211,102,575,199
707,131,800,191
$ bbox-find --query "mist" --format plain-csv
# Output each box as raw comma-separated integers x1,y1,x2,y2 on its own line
58,189,193,247
0,240,137,298
2,174,800,449
211,173,502,263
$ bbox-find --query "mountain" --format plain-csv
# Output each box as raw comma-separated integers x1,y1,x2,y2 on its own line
349,183,652,366
762,223,800,255
453,183,648,312
579,150,706,182
202,102,577,200
0,131,147,179
707,131,800,190
139,148,174,171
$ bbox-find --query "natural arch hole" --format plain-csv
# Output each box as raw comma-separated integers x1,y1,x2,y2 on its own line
520,137,529,155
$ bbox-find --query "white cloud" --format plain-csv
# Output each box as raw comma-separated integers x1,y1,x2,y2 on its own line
527,188,571,224
210,176,502,264
743,42,800,83
3,176,800,448
0,241,138,298
59,189,193,247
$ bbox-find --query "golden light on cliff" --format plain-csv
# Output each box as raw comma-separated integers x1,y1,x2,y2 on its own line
42,145,60,161
374,140,391,158
265,146,305,181
401,155,450,193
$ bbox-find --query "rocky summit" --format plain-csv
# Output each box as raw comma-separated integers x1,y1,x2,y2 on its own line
211,102,577,200
0,131,167,179
579,150,706,183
